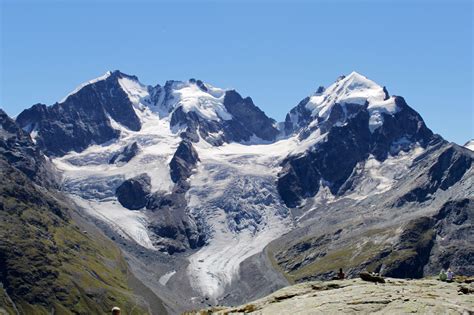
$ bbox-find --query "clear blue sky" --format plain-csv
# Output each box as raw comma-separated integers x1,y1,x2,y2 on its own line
1,0,472,144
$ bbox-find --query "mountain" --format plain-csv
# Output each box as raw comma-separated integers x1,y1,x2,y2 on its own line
0,109,57,187
279,72,434,207
0,111,160,314
464,139,474,151
16,71,278,157
10,71,474,313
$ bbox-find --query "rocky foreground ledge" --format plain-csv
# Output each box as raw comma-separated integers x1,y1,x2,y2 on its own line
185,278,473,314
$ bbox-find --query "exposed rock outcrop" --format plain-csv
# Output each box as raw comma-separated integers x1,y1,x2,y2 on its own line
15,71,141,156
425,198,474,276
187,279,474,314
169,140,200,183
109,141,140,164
115,173,151,210
397,145,472,205
0,109,57,187
222,90,279,142
147,189,206,254
145,140,205,254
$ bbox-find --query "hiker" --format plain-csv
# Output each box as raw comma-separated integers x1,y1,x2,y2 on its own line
439,269,447,281
447,268,454,282
112,307,121,315
337,268,345,280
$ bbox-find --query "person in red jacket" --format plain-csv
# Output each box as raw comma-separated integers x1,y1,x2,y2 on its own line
337,268,345,280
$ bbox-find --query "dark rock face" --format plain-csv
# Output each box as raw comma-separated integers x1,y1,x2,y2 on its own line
144,141,204,254
169,89,279,145
147,188,206,254
115,173,151,210
278,98,436,208
371,97,433,160
169,140,200,183
16,71,141,156
397,145,472,205
109,142,139,164
425,199,474,276
170,106,222,145
222,90,279,142
0,109,57,187
196,79,208,92
278,109,372,207
284,97,313,135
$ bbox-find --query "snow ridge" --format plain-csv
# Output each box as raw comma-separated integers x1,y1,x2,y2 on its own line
60,71,112,103
464,140,474,151
163,80,231,121
293,71,400,133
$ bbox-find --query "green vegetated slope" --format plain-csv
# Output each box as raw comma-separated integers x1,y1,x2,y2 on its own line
0,158,147,315
268,200,473,284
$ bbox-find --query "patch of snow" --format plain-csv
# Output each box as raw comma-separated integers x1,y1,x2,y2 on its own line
345,146,425,201
306,72,387,118
159,270,176,286
30,128,38,144
302,72,399,133
368,98,398,132
60,71,112,103
464,140,474,151
118,77,151,107
167,81,232,121
71,196,155,250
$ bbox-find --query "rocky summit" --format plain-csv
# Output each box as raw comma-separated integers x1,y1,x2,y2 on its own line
1,71,472,314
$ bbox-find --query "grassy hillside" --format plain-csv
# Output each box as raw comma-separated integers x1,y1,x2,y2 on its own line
268,216,439,283
0,158,148,314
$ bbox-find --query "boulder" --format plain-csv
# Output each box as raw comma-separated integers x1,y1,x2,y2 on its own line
359,272,385,283
169,140,200,183
115,173,151,210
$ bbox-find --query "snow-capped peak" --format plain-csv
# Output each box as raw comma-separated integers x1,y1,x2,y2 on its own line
307,71,388,117
59,70,233,123
60,71,113,103
302,72,398,133
162,79,231,121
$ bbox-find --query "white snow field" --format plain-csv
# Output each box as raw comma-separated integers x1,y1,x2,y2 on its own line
185,140,294,299
50,71,428,300
295,71,400,133
159,270,177,286
464,140,474,151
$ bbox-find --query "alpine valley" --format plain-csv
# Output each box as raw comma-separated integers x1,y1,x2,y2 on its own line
1,71,472,314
